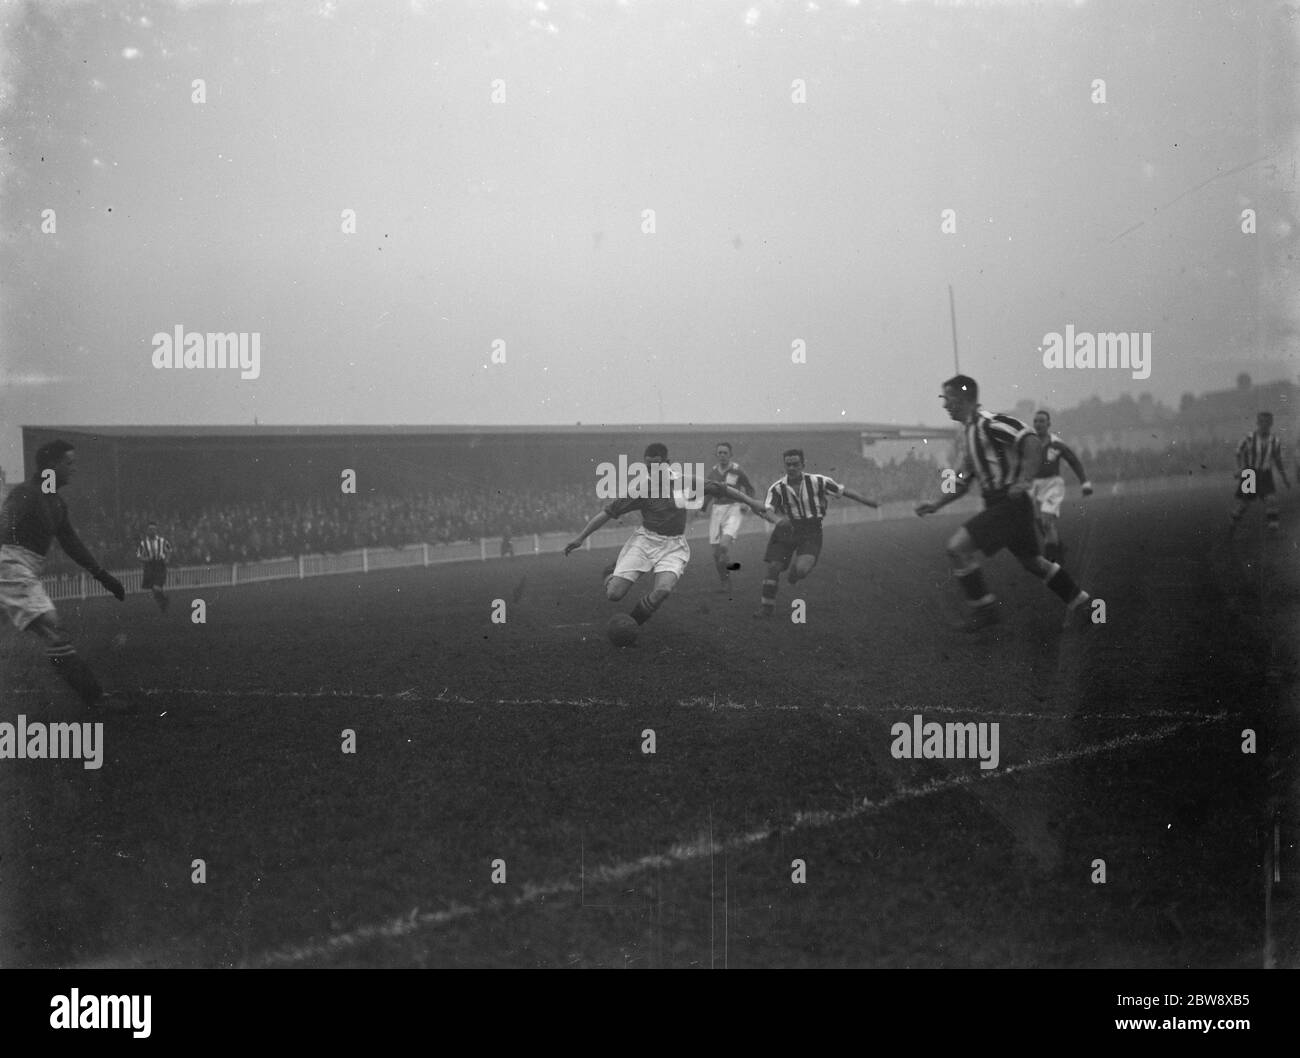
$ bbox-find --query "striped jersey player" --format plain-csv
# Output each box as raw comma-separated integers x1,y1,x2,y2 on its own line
0,439,126,706
1029,410,1092,564
137,521,173,612
754,449,878,618
915,375,1089,631
700,443,755,592
1229,411,1291,535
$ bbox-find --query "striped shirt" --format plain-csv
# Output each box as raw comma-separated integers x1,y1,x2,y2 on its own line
958,410,1032,500
764,473,843,522
137,534,173,563
1237,432,1283,471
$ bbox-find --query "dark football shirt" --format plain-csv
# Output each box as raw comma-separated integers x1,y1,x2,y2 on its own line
0,481,103,572
604,495,688,537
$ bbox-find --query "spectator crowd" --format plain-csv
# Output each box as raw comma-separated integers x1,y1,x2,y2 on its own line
39,441,1252,574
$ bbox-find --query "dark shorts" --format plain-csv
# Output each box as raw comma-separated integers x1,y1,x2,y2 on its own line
965,492,1040,560
142,560,168,589
1236,469,1275,500
764,519,823,569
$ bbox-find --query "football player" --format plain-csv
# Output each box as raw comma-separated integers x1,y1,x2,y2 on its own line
1028,411,1092,564
916,376,1090,630
0,440,126,706
700,442,755,592
1229,411,1291,536
754,449,878,618
564,443,778,628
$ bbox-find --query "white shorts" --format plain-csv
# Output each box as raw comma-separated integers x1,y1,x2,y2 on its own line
612,528,690,582
0,545,56,631
1030,476,1066,517
708,504,745,545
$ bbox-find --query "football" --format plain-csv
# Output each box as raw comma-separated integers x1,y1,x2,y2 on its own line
606,613,638,647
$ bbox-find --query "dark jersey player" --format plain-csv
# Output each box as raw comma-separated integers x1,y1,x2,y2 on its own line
1028,410,1092,564
564,443,778,628
915,376,1090,630
700,442,755,592
0,440,126,705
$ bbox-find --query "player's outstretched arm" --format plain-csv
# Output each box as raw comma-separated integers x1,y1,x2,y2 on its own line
713,483,781,523
563,511,613,555
1059,442,1093,495
839,487,879,509
915,475,971,516
57,522,125,600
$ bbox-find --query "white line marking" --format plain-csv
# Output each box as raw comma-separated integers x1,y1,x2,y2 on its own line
3,686,1236,724
247,717,1214,967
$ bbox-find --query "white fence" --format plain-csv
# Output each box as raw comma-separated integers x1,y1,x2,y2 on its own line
40,475,1222,602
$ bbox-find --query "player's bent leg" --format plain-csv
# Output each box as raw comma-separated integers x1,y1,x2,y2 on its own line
1265,494,1280,532
1016,552,1088,610
1228,496,1249,534
631,571,679,625
1041,513,1061,562
28,613,103,706
946,528,994,610
788,554,817,584
711,542,730,585
756,560,783,617
605,575,637,602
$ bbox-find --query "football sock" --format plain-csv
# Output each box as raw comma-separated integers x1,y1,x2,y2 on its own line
759,578,778,611
954,566,992,605
715,550,730,582
1046,566,1082,604
630,594,662,625
47,645,103,706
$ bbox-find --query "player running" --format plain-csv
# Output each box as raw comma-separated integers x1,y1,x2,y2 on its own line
700,442,755,593
1228,411,1291,536
754,449,878,618
0,440,126,706
137,521,173,613
915,376,1090,630
564,443,778,628
1029,410,1093,564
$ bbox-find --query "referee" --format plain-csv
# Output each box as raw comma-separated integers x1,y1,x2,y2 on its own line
137,521,173,613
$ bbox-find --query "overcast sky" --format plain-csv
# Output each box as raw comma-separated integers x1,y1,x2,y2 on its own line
0,0,1296,477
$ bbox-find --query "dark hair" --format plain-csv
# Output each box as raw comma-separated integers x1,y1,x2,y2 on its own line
782,448,805,463
35,439,75,472
1034,409,1052,421
942,374,979,401
146,521,158,529
644,442,669,461
716,441,733,452
1258,411,1274,420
